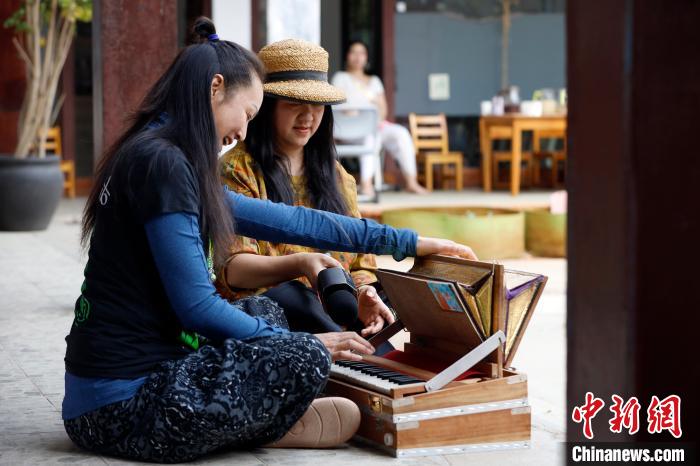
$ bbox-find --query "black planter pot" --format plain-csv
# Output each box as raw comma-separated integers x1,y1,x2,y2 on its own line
0,155,64,231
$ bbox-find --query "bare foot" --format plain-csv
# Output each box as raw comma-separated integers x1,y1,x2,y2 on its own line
359,180,376,197
405,179,429,194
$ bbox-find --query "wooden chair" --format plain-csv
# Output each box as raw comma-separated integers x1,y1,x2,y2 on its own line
486,125,535,190
492,151,534,189
532,128,567,189
408,113,463,191
43,127,76,198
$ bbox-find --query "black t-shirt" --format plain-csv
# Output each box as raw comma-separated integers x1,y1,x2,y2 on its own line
65,136,202,378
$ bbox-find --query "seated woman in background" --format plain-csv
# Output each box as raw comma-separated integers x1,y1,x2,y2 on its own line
331,40,428,196
218,39,396,336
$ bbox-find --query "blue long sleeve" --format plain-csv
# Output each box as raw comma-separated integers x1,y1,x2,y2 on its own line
224,187,417,261
145,212,287,341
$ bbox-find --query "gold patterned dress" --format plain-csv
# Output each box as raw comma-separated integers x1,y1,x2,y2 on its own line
217,142,378,301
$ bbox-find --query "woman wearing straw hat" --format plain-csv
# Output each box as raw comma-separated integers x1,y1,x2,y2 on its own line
219,39,399,337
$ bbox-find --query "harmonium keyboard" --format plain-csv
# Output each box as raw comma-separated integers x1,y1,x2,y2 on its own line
324,255,547,458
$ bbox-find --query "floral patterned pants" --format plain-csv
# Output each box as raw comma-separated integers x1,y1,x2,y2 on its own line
64,296,331,463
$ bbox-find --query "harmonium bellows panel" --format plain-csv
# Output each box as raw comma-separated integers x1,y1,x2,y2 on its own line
406,255,546,367
374,270,484,352
503,270,545,365
323,255,547,457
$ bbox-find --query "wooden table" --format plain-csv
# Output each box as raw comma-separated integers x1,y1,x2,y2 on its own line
479,114,567,195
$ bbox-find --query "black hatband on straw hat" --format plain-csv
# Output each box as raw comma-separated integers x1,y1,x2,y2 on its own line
266,70,328,83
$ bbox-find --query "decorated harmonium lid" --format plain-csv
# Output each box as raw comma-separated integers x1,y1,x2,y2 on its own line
375,254,547,368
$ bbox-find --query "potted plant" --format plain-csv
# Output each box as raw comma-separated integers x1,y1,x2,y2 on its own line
0,0,91,231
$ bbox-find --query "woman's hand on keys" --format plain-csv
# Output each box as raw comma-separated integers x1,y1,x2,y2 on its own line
314,332,375,361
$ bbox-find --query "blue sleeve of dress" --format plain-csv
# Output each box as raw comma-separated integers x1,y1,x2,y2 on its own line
144,212,287,341
224,187,418,261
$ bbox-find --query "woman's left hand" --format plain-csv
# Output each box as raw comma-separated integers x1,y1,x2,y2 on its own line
295,252,342,288
357,285,395,337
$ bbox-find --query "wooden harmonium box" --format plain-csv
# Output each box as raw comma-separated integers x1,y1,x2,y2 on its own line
324,255,547,458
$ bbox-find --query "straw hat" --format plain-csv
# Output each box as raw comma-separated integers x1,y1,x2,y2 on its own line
259,39,346,105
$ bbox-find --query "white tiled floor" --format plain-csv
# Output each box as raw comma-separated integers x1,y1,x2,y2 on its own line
0,197,566,465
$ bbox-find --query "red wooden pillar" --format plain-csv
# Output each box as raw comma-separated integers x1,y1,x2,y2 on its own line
92,0,178,164
0,0,25,154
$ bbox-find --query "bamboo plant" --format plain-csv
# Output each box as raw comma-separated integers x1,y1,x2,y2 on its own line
4,0,91,158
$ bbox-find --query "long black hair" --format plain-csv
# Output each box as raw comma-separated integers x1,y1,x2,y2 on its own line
81,17,265,265
244,97,349,215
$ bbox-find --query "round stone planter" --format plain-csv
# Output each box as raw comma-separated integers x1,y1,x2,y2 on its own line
0,155,63,231
525,209,567,257
381,207,525,259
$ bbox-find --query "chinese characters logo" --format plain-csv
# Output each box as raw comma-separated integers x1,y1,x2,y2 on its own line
572,393,682,439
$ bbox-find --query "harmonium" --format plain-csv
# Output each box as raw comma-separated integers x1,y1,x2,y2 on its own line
324,254,547,458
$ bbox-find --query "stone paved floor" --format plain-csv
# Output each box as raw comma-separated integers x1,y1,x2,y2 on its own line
0,197,566,465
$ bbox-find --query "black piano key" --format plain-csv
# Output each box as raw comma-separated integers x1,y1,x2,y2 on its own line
373,371,402,380
358,364,378,369
351,366,388,377
385,373,410,380
362,367,387,374
373,368,413,379
390,373,423,382
362,366,404,377
358,366,383,372
347,362,373,369
365,369,421,383
395,379,421,385
383,375,407,383
395,377,423,384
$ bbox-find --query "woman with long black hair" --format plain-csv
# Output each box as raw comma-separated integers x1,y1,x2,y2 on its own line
63,19,476,462
218,39,392,335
